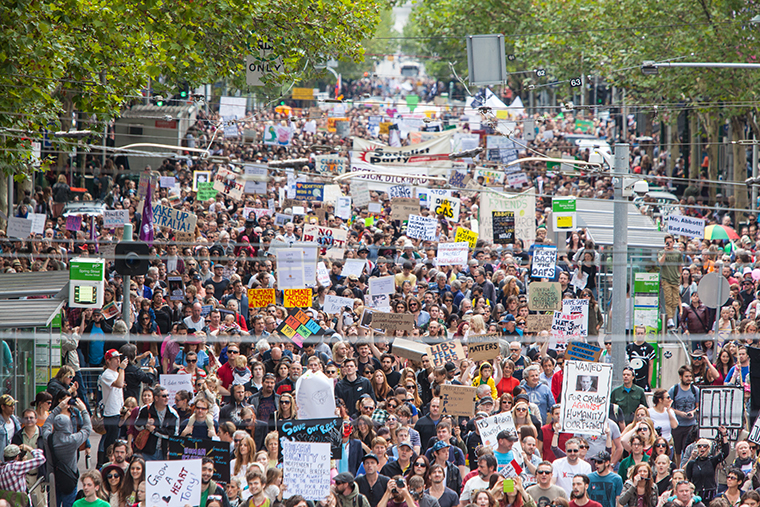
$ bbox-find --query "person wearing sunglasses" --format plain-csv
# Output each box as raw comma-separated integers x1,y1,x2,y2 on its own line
99,463,124,506
552,438,592,495
684,427,729,502
134,385,180,461
177,351,207,393
527,461,568,505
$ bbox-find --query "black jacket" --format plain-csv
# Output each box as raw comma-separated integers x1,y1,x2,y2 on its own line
334,376,375,417
134,403,180,456
124,363,155,401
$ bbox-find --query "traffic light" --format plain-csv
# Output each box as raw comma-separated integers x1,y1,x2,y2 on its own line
179,82,189,100
153,94,164,107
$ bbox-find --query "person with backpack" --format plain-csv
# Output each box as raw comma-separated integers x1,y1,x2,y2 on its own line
41,394,91,507
668,365,699,468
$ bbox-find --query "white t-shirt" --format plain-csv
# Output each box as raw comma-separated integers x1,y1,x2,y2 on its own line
648,407,674,441
552,457,592,496
461,476,490,503
100,368,124,417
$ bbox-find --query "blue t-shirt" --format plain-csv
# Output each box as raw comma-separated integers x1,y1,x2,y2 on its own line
494,449,515,474
588,471,623,507
724,364,750,385
89,327,105,366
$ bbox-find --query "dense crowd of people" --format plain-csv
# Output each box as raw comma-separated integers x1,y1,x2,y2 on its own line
0,96,758,507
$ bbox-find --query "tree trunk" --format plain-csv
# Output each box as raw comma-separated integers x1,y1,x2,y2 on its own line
704,113,720,204
731,115,748,226
0,175,7,231
689,112,700,180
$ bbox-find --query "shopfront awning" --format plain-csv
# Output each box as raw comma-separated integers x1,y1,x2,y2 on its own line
0,298,65,329
0,271,69,299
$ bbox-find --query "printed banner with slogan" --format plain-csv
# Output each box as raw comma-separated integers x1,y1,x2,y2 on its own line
528,282,562,312
531,245,557,279
165,436,231,483
278,417,343,459
440,384,477,417
284,288,312,308
349,161,431,188
430,194,461,222
480,189,536,247
212,167,245,200
368,275,395,296
352,131,454,166
492,211,515,244
455,227,478,249
159,374,193,402
467,334,501,362
436,242,469,266
275,309,322,348
406,214,437,241
302,225,348,259
282,441,331,500
565,341,603,362
248,288,276,308
559,360,613,436
322,295,355,315
146,459,202,507
295,182,326,201
667,214,705,240
363,311,415,333
151,204,197,234
263,125,294,146
391,198,420,221
426,340,466,368
314,155,348,175
698,386,745,440
389,185,414,199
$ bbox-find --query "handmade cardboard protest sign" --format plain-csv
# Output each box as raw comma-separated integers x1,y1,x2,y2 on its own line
467,334,501,362
565,341,603,362
525,314,554,333
302,225,347,259
314,155,348,175
282,441,331,500
103,209,129,229
560,360,613,435
531,245,557,278
275,309,322,348
369,275,395,296
362,311,415,333
749,414,760,444
151,204,197,234
426,340,466,368
492,211,515,244
248,288,276,308
146,459,202,507
698,386,745,440
431,194,461,221
165,436,231,483
528,282,562,312
159,374,194,402
212,167,245,199
323,295,354,314
284,288,312,308
391,197,420,221
476,412,526,474
440,384,477,417
436,242,469,266
391,338,429,363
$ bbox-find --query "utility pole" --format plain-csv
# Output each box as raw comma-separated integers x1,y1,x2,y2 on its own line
611,144,630,387
753,139,758,210
122,223,132,326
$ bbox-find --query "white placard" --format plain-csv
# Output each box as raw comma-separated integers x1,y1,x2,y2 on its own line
336,196,352,220
389,185,413,199
368,202,382,213
698,386,745,440
436,242,469,266
430,194,461,222
369,275,395,296
476,412,525,470
103,210,129,229
406,214,437,241
159,374,194,401
316,262,331,287
28,213,47,235
277,248,306,289
749,413,760,444
342,259,366,278
531,245,557,278
6,217,32,238
282,441,331,500
323,295,355,314
351,180,370,208
667,214,705,240
507,172,529,188
366,293,392,311
244,164,268,194
559,360,613,436
160,176,176,188
563,299,589,337
146,459,202,507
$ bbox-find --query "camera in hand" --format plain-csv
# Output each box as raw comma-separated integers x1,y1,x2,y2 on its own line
395,478,405,489
68,397,78,406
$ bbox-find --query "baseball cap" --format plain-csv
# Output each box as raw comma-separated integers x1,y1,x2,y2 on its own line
347,274,359,281
591,451,612,462
501,314,516,323
104,349,121,361
431,440,450,452
362,453,379,463
334,472,354,484
444,362,457,373
477,396,495,407
3,444,21,459
398,441,414,450
0,394,16,407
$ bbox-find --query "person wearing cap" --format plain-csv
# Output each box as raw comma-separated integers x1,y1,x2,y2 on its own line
493,430,519,473
424,421,466,477
587,451,623,507
0,395,20,459
0,442,45,496
334,472,371,507
382,440,416,479
428,439,462,494
475,395,495,416
99,349,129,467
395,261,417,290
356,453,390,505
209,262,231,300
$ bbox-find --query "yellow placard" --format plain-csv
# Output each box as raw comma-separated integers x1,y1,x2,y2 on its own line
327,117,349,132
455,227,478,249
379,122,392,135
556,216,574,228
248,288,276,308
292,87,314,101
283,288,312,308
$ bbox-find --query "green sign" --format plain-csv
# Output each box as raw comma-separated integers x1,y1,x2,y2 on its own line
70,260,104,281
197,182,217,201
406,94,419,113
634,272,660,294
574,119,594,133
552,198,576,213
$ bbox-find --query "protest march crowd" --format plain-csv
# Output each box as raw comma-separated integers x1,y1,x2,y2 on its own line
1,91,760,507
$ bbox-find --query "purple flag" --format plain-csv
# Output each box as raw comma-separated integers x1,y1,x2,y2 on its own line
139,179,154,246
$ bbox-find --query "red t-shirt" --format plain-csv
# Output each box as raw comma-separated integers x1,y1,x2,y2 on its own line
570,500,602,507
497,376,520,397
540,424,572,462
217,361,234,389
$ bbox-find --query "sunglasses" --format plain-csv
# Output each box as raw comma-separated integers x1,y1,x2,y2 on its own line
537,470,552,475
655,443,667,448
697,444,709,448
228,350,239,354
159,394,169,398
414,462,427,467
242,419,252,423
362,406,375,410
566,449,579,453
281,400,291,405
107,473,120,479
187,359,197,363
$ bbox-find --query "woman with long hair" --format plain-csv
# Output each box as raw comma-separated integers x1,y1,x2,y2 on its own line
274,360,290,384
580,288,604,336
511,398,538,438
648,389,678,442
405,455,431,487
651,437,672,461
653,454,673,495
120,456,146,506
372,369,392,402
401,377,423,408
680,268,698,306
99,464,125,507
488,474,533,507
231,435,256,498
713,347,736,385
407,295,430,328
618,463,658,507
277,392,297,420
32,391,53,427
622,418,657,456
351,415,377,454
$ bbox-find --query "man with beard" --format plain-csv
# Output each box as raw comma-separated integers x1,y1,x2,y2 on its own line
426,464,459,507
199,457,230,507
587,452,623,507
356,453,390,506
553,439,592,496
569,475,602,507
527,462,568,507
335,472,371,507
459,454,497,506
409,475,440,507
379,476,416,507
219,384,250,426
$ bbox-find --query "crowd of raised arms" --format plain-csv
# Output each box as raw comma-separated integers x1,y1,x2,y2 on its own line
0,101,757,507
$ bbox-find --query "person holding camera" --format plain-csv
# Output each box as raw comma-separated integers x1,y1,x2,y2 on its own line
99,349,129,468
0,442,45,495
379,475,416,507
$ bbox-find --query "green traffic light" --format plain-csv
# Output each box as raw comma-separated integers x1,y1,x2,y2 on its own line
280,101,285,105
156,100,164,106
180,91,187,98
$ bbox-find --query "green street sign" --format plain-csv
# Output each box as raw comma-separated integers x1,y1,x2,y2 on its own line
552,198,576,213
70,260,104,281
634,272,660,293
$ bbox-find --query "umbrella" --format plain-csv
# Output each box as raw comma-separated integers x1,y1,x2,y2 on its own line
704,224,740,241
